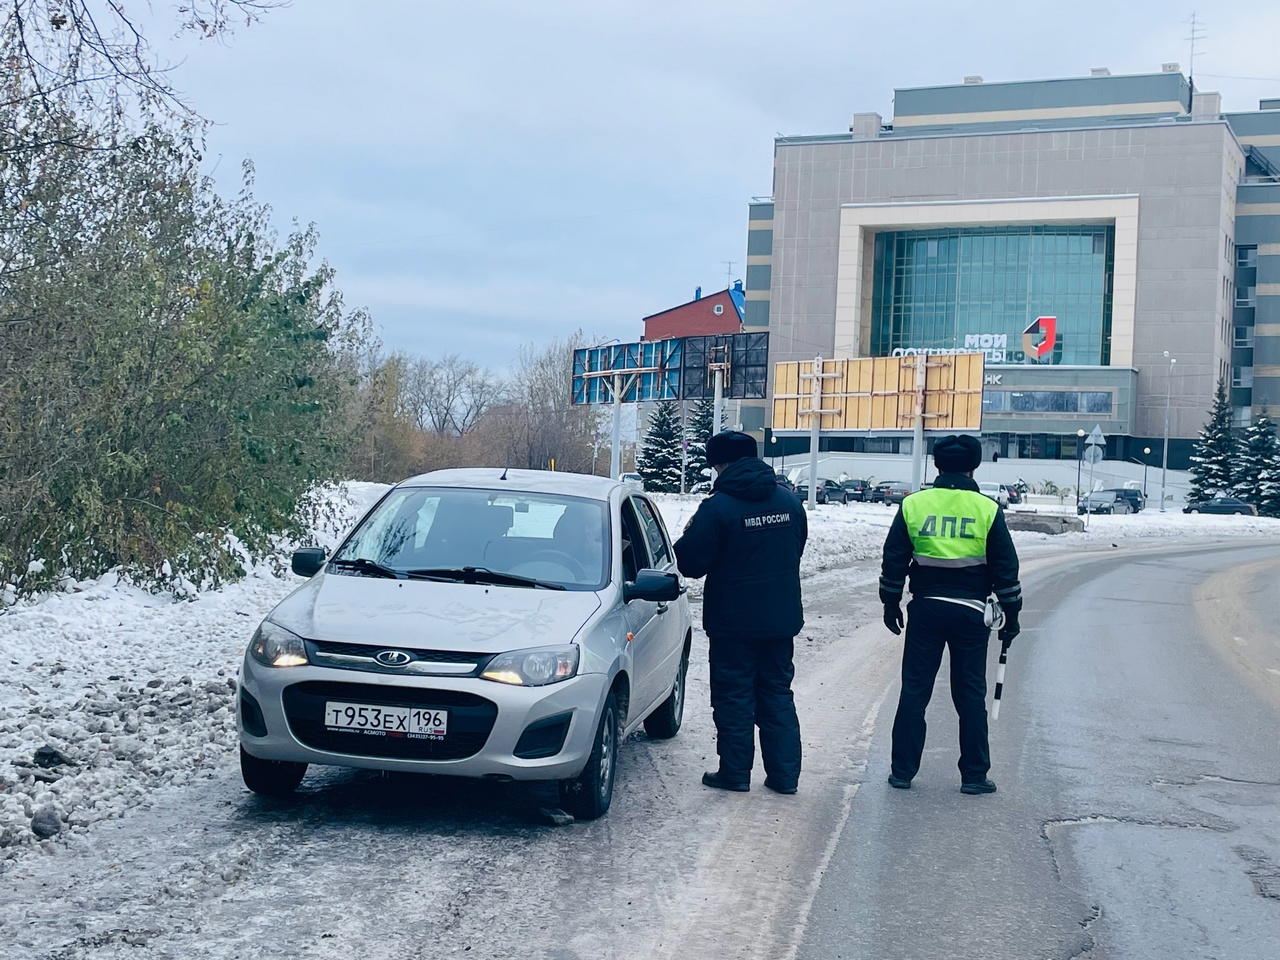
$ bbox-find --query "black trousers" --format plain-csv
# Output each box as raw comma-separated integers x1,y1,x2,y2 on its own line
708,634,802,784
889,598,991,784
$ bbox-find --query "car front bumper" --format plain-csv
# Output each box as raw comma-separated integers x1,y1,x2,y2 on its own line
238,657,610,781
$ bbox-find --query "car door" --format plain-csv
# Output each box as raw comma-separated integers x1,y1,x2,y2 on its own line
628,495,684,714
617,497,666,720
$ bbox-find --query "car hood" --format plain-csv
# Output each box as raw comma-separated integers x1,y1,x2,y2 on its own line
267,573,604,652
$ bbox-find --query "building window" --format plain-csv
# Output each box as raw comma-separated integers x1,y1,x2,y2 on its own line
713,304,724,315
870,225,1115,366
1236,245,1258,268
981,389,1113,415
1232,367,1253,388
1236,286,1256,308
1235,327,1255,348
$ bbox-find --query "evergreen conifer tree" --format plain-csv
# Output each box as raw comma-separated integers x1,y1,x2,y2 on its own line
636,402,684,493
684,398,716,489
1187,376,1235,504
1234,407,1280,517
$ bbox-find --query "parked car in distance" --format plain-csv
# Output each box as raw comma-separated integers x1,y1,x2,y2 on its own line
1078,491,1133,515
795,478,846,504
775,474,796,491
1183,497,1258,515
870,480,901,503
999,483,1022,506
237,469,692,821
978,481,1009,508
1098,487,1145,513
620,472,644,491
883,481,914,505
840,478,873,502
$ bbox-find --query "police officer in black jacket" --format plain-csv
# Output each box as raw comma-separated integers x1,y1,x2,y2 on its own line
879,434,1022,795
674,431,808,794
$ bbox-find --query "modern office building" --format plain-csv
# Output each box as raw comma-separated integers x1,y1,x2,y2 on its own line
744,67,1280,466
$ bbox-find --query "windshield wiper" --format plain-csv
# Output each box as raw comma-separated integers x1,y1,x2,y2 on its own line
327,557,403,580
405,566,566,590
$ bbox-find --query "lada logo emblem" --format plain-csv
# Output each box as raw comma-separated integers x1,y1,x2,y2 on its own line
374,650,412,667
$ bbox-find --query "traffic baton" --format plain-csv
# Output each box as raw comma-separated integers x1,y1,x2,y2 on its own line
984,597,1009,720
991,637,1011,720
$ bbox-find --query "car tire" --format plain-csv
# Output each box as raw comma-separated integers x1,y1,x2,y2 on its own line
1234,509,1245,515
1190,508,1200,514
560,690,618,821
644,651,688,740
240,747,306,797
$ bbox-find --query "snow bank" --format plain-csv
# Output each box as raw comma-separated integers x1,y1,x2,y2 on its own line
1,480,1275,864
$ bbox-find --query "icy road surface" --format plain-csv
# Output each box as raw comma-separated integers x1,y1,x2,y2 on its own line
2,484,1279,958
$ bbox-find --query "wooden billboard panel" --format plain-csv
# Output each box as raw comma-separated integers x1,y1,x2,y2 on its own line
772,354,984,433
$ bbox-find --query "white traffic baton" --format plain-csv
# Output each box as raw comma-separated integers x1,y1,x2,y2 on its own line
984,597,1009,720
991,637,1011,720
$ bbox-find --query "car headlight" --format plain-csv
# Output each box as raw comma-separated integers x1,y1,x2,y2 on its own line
481,645,579,686
249,621,309,668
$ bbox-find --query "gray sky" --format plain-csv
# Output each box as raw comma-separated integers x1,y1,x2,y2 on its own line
162,1,1280,366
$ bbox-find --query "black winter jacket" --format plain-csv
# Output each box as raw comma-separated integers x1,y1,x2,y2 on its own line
674,457,808,640
878,473,1023,615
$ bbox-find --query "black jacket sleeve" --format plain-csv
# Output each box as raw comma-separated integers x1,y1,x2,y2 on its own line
795,501,809,558
878,509,913,605
986,509,1023,616
673,500,721,580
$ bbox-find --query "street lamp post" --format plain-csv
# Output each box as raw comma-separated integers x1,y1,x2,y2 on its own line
1076,428,1086,504
1126,446,1152,502
1160,353,1177,513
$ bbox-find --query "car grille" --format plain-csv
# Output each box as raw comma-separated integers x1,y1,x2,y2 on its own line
307,640,493,677
283,681,498,761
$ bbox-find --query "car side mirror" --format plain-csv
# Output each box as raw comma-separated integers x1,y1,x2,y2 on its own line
291,546,327,578
624,568,681,603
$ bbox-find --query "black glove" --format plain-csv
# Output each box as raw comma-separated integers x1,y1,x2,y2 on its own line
998,614,1020,646
883,601,904,636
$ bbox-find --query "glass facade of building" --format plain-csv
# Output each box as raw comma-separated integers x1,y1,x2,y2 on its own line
870,225,1115,365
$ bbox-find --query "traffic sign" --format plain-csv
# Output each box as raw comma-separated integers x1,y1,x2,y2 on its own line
1083,445,1104,465
1086,425,1105,446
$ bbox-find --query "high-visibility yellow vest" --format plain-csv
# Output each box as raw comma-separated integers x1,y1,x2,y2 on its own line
899,487,998,568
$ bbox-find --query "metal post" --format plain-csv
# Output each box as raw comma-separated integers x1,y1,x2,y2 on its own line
807,356,822,511
1160,355,1176,512
679,400,688,494
712,366,725,438
910,352,926,491
610,373,623,480
1076,432,1083,503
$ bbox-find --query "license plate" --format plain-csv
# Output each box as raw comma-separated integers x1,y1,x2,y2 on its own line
323,701,448,740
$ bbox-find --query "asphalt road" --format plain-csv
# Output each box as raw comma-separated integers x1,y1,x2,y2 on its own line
798,541,1280,960
4,542,1278,959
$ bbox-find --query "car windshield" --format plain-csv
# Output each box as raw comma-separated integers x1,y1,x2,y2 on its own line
332,486,610,591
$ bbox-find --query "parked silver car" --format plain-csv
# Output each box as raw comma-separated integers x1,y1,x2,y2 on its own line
237,469,692,820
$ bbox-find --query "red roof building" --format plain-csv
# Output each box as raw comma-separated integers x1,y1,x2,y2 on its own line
642,283,745,341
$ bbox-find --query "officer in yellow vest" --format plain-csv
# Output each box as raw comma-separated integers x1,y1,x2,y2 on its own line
879,435,1022,795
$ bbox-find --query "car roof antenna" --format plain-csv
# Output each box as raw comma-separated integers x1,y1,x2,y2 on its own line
500,460,509,481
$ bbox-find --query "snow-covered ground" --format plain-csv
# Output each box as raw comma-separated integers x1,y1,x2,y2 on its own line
1,480,1276,865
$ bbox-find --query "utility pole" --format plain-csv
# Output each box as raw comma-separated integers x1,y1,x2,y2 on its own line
910,352,927,491
799,356,839,511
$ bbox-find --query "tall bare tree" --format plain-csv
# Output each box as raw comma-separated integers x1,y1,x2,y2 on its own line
4,1,281,136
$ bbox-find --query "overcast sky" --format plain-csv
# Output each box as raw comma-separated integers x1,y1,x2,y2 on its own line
160,1,1280,367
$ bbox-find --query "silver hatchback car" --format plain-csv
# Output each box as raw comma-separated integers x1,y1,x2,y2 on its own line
237,469,692,820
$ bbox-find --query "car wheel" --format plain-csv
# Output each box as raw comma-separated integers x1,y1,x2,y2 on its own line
1234,509,1245,515
240,746,306,797
560,690,618,821
643,650,688,740
1190,508,1200,514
